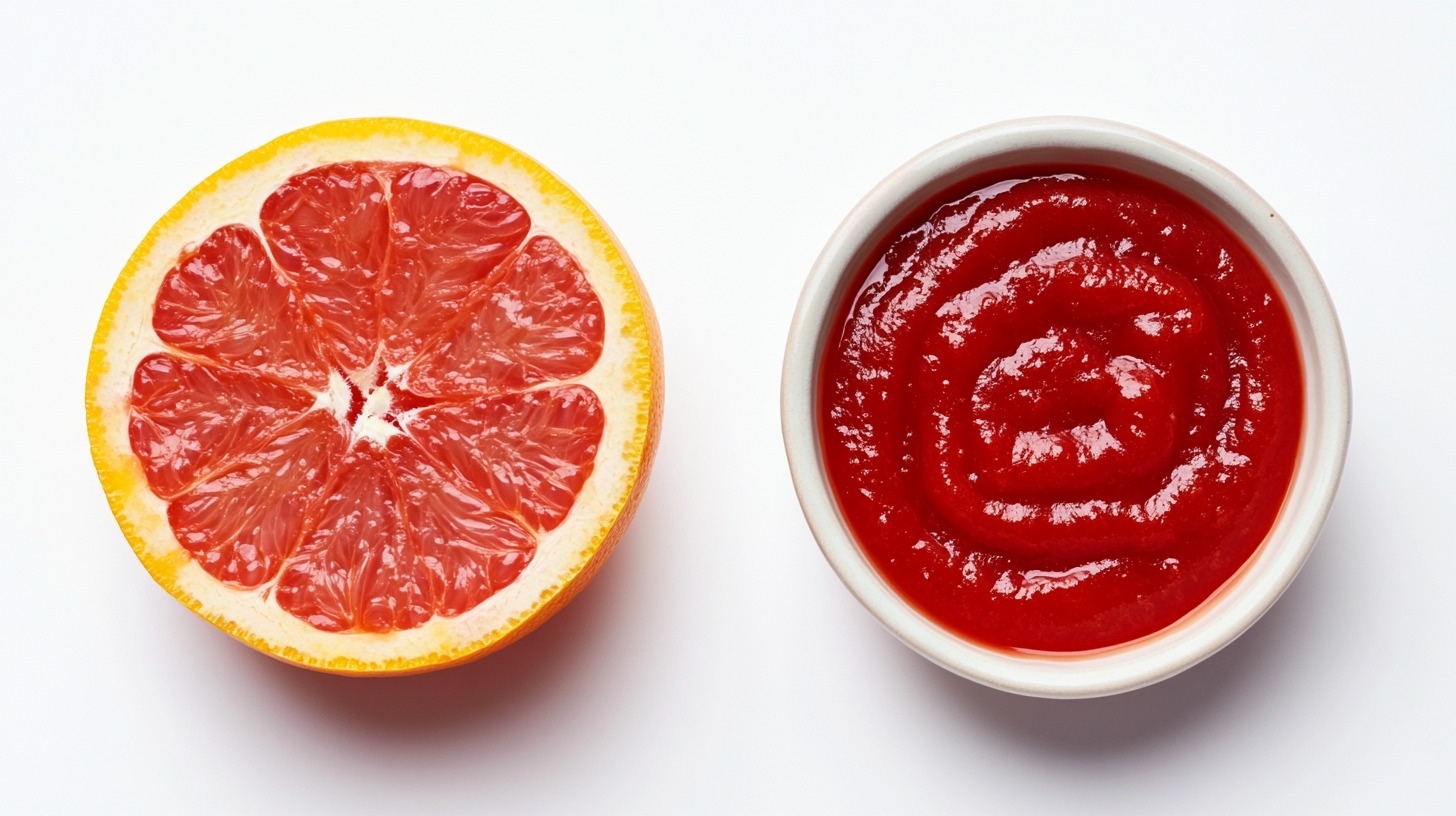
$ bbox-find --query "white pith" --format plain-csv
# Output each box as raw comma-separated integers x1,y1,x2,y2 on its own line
91,129,652,667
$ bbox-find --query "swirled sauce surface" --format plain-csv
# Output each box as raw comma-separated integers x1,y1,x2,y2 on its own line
820,167,1302,652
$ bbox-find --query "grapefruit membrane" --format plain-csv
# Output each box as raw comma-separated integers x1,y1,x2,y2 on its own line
87,119,662,674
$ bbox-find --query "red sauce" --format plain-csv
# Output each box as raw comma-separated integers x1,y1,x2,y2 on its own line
819,166,1302,652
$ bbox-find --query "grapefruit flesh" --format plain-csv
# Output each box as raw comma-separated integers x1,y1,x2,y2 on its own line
88,120,661,673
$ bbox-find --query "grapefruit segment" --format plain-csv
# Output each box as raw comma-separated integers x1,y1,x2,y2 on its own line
404,235,606,397
128,353,316,500
168,413,348,588
260,162,389,374
407,386,605,532
152,224,330,389
275,444,433,633
391,439,535,618
274,437,539,634
379,164,531,366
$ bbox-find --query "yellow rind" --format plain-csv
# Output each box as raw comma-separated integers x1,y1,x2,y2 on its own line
86,118,662,675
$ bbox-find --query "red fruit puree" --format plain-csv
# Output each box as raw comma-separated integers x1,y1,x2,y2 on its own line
819,166,1302,652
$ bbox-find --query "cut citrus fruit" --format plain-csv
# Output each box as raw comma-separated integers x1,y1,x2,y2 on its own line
87,119,662,674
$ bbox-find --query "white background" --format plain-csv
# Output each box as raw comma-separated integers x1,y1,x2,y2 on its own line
2,2,1452,813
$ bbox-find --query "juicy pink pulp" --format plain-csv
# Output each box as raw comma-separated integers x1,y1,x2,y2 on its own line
128,161,607,633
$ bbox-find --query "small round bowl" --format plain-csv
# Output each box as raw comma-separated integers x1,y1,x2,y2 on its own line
781,116,1350,698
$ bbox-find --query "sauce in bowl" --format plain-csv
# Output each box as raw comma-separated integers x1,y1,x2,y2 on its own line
819,165,1303,652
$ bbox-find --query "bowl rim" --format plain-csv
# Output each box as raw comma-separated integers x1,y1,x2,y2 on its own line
780,115,1351,698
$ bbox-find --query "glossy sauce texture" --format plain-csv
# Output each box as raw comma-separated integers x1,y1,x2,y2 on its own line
819,167,1302,652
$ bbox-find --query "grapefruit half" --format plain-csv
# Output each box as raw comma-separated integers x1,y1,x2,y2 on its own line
87,118,662,674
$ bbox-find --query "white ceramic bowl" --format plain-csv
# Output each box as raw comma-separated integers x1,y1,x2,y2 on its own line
781,116,1350,698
